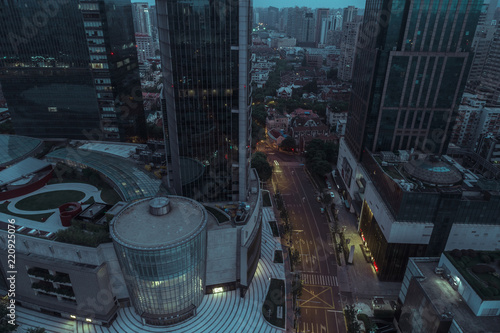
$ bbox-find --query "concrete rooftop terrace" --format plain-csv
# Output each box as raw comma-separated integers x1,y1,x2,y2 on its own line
111,196,207,248
415,260,499,333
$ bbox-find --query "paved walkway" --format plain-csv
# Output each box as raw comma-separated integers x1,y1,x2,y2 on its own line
0,183,103,232
14,208,286,333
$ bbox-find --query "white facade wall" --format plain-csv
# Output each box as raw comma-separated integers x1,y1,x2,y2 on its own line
445,223,500,251
440,254,500,316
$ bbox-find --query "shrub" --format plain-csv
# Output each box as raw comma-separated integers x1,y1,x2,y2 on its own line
489,287,500,296
456,261,465,269
480,254,492,263
451,249,462,258
482,287,494,297
467,249,478,258
472,264,495,274
461,256,471,264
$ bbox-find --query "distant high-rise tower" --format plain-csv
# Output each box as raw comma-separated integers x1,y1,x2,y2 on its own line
131,2,152,36
346,0,482,160
476,25,500,106
287,7,315,45
158,0,252,202
338,21,361,81
342,5,358,28
315,8,329,44
0,0,146,141
467,0,498,87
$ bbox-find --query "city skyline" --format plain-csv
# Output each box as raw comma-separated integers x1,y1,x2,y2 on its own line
253,0,366,8
131,0,367,9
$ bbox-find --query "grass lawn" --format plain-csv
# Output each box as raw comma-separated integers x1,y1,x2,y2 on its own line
49,164,122,205
263,190,272,207
82,196,95,205
100,188,121,205
262,278,285,328
205,206,229,223
269,221,280,237
0,202,53,222
15,190,86,211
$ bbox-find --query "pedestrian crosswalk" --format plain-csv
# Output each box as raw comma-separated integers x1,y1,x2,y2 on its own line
301,274,338,286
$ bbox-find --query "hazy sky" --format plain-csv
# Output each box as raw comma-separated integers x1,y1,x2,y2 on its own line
252,0,366,8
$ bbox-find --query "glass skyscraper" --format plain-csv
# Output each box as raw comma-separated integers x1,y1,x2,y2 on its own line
345,0,482,160
0,0,146,141
158,0,251,202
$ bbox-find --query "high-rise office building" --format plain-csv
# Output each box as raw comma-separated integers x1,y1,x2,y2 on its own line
287,7,316,46
338,21,361,81
467,0,498,87
346,0,482,160
336,0,490,281
476,25,500,106
0,0,146,141
158,0,252,202
315,8,329,44
131,2,152,36
342,5,358,28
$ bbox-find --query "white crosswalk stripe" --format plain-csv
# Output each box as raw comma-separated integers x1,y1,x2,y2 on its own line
301,274,338,286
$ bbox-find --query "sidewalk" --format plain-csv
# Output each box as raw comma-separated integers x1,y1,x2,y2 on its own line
334,204,401,307
266,185,295,333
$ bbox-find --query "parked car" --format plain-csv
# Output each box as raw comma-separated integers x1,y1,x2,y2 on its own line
329,192,335,198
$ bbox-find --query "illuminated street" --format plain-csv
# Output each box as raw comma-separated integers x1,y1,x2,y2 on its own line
265,141,347,333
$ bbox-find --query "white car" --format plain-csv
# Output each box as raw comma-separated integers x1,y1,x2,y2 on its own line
330,192,335,198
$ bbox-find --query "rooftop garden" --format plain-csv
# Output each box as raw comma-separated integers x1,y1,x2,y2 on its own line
54,219,111,247
48,163,122,205
445,250,500,300
0,202,53,222
15,190,86,211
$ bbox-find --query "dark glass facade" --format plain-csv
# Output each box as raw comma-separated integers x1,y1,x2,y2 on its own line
0,0,145,141
158,0,251,202
345,0,482,160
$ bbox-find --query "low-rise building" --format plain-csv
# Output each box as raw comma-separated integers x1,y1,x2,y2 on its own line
266,113,289,132
398,254,500,332
0,142,263,327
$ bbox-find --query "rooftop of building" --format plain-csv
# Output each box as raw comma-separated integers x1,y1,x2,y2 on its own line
366,149,500,196
0,134,43,168
443,250,500,301
46,147,163,202
0,157,51,186
410,257,500,332
111,196,207,249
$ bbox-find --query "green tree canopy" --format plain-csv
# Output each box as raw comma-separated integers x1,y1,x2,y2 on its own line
302,79,318,94
279,137,296,151
26,328,46,333
251,152,273,181
0,300,17,332
252,104,267,125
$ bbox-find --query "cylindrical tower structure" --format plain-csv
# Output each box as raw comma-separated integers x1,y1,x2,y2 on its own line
110,196,207,326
